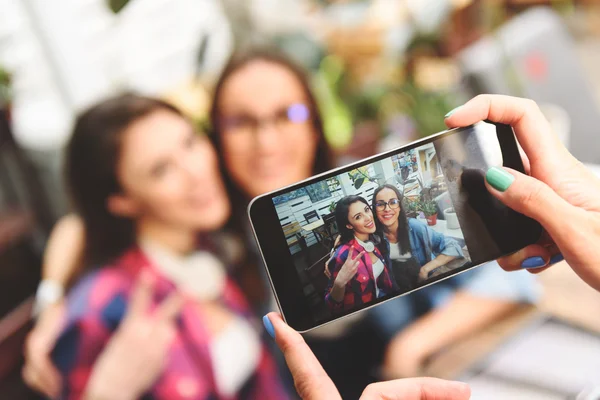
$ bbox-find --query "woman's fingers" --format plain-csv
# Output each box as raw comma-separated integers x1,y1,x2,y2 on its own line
360,377,471,400
264,313,341,400
353,251,366,261
155,292,184,323
22,361,61,399
484,167,582,238
129,271,154,316
497,244,553,272
444,95,567,167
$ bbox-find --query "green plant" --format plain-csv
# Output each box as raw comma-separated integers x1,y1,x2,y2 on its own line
348,166,377,189
403,198,420,214
419,199,438,217
328,201,337,213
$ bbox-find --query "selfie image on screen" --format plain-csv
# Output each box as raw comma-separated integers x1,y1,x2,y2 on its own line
272,142,472,321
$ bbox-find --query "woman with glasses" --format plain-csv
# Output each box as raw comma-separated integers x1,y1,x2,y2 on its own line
372,184,463,290
208,49,332,313
368,183,537,379
324,195,398,314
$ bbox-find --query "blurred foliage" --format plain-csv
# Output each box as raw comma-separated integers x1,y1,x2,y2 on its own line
391,80,454,138
314,57,454,145
108,0,131,14
0,65,12,107
312,55,354,148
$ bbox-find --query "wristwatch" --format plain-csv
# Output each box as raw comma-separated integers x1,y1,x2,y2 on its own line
33,279,64,317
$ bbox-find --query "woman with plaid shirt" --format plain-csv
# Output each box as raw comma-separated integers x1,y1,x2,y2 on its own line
324,195,399,314
48,95,287,400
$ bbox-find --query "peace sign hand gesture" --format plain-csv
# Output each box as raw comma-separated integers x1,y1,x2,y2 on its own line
334,247,365,289
84,272,183,400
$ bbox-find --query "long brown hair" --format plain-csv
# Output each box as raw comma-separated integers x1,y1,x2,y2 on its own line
65,93,182,266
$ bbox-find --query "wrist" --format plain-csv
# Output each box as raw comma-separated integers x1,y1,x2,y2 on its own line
85,376,141,400
33,279,65,317
423,261,439,273
333,277,347,290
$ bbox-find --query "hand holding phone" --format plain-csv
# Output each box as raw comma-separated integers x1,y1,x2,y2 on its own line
446,95,600,292
250,121,542,331
263,312,471,400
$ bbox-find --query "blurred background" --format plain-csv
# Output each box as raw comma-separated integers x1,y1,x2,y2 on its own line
1,0,600,398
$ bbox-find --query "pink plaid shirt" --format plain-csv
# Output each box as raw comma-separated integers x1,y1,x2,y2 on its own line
52,247,288,400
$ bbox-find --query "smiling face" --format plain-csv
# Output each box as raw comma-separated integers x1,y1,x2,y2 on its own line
108,110,230,232
346,201,376,235
375,188,401,228
217,60,319,198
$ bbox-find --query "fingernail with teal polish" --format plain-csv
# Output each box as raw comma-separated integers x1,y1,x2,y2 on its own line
521,256,546,269
445,106,462,118
262,315,275,339
486,167,515,192
549,253,564,265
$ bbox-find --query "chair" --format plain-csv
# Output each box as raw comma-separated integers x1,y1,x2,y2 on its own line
282,221,309,263
304,253,331,303
303,210,322,244
303,210,320,224
319,213,338,249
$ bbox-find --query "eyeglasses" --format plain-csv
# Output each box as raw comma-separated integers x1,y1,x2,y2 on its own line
375,198,401,211
221,103,311,135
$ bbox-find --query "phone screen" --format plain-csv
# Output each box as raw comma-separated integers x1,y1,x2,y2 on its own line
249,122,542,331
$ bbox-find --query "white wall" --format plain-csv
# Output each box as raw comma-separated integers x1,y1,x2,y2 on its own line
0,0,233,151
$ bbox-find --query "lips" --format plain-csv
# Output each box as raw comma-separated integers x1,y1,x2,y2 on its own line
381,213,395,220
365,220,374,229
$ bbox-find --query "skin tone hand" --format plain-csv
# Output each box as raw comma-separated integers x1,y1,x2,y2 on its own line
84,272,183,400
22,302,66,399
445,95,600,292
330,247,365,302
23,215,85,399
263,313,471,400
418,254,455,282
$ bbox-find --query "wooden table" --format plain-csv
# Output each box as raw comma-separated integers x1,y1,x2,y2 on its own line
302,219,324,232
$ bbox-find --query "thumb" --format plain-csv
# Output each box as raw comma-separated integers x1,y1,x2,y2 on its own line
263,313,340,400
484,167,581,235
360,378,471,400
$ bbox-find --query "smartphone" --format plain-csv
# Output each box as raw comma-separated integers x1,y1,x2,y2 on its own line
248,121,542,332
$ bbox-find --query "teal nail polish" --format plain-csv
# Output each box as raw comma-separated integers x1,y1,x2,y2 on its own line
445,106,462,118
521,256,546,269
262,315,275,339
485,167,515,192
